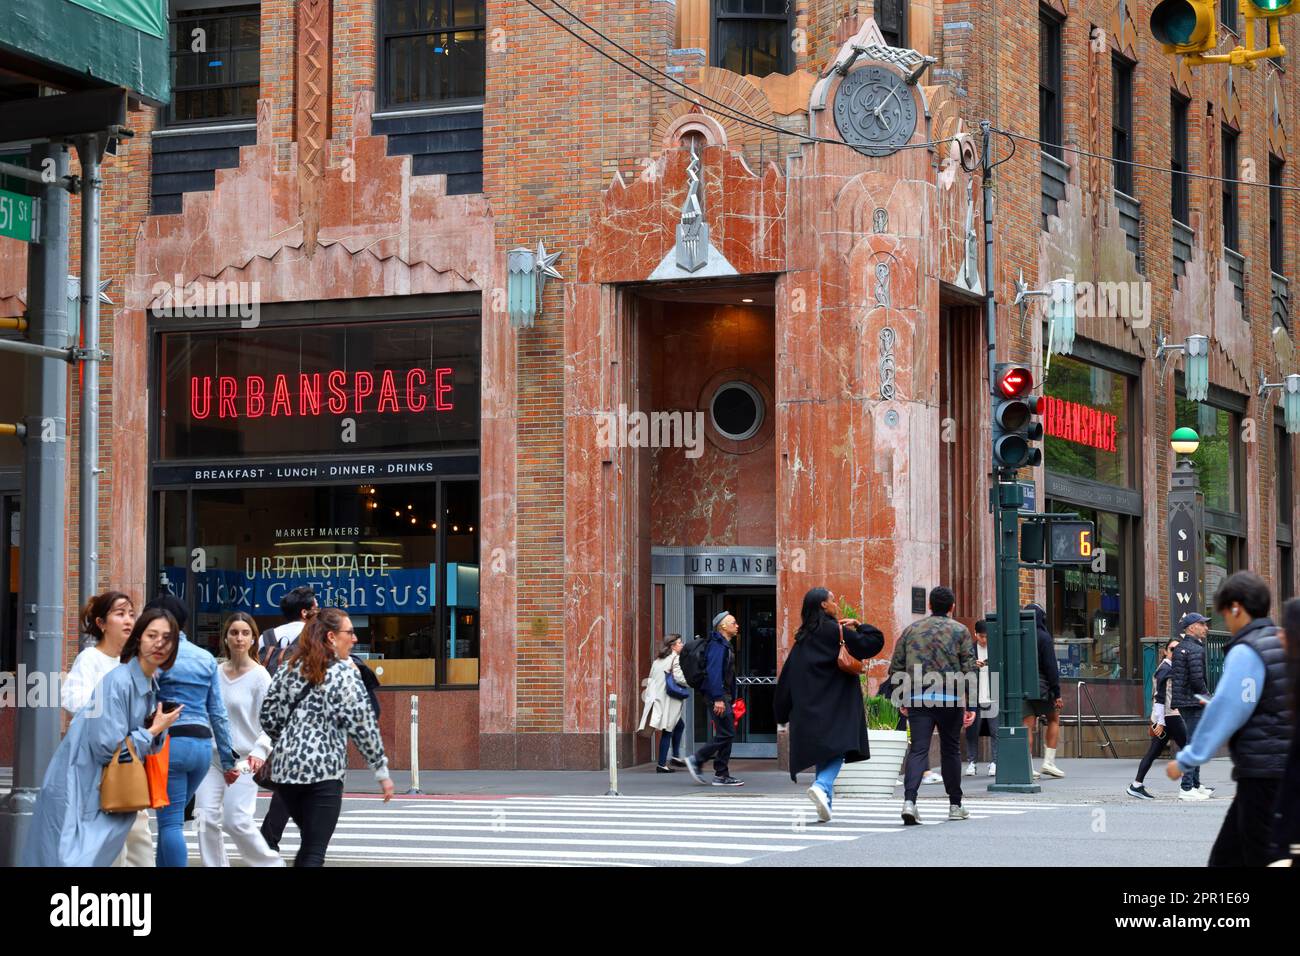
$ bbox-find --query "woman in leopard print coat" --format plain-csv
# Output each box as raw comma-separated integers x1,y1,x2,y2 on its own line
259,607,393,866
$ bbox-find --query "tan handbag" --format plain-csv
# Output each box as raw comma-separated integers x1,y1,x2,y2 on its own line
836,622,866,676
100,738,152,813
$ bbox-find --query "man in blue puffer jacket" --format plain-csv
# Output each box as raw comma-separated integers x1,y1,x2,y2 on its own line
685,611,743,787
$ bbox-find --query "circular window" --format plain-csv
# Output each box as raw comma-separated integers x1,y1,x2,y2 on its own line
710,381,765,442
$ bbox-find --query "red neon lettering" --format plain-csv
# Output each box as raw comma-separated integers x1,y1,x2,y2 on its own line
219,377,237,418
270,374,292,416
1107,413,1117,452
434,367,454,411
299,373,321,416
377,370,400,413
191,376,211,420
353,371,374,414
407,368,428,412
326,370,348,414
246,375,266,418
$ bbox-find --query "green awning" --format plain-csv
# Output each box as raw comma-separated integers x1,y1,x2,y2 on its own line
65,0,166,39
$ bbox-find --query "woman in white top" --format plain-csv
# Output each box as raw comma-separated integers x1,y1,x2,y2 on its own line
62,591,154,868
193,613,284,867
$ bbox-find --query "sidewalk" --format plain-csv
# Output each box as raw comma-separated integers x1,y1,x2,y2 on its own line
336,755,1239,804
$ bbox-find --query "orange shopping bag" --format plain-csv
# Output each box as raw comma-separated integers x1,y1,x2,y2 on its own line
143,736,171,810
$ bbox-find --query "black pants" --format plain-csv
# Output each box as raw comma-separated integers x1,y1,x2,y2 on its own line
1180,707,1204,790
904,706,965,805
693,704,735,778
1208,777,1283,867
1134,715,1187,784
275,779,345,868
260,789,291,850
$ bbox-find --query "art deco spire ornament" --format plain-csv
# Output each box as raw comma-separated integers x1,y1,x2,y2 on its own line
507,240,563,330
674,140,709,273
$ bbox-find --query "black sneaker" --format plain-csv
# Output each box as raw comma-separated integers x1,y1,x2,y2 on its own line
656,764,675,773
1126,783,1155,800
683,756,705,785
669,756,688,768
712,776,745,787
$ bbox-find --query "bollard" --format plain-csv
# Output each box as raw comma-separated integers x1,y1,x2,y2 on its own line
605,693,620,796
406,695,422,795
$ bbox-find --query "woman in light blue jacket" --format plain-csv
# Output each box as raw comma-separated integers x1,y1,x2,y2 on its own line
22,609,185,867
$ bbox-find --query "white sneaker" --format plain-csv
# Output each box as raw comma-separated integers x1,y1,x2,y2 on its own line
1032,768,1042,779
1039,761,1066,778
1178,788,1210,801
986,762,997,777
965,762,976,776
807,785,832,823
1196,786,1216,798
922,770,943,785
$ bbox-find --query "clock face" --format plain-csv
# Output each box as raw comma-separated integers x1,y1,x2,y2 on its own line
833,65,919,157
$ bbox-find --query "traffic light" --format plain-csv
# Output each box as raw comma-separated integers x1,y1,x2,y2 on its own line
1150,0,1218,55
1246,0,1295,16
991,363,1043,473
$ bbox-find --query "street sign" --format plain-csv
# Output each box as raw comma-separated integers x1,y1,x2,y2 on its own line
1020,481,1037,511
1049,520,1096,563
0,188,38,243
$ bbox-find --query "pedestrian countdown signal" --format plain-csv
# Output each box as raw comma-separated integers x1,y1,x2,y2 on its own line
1049,521,1095,564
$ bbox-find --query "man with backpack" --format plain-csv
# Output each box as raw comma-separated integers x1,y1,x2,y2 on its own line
259,586,318,675
683,611,744,787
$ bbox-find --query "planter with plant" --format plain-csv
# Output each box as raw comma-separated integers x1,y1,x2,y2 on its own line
830,599,907,799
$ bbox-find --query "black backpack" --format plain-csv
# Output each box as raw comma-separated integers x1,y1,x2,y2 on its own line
679,636,710,690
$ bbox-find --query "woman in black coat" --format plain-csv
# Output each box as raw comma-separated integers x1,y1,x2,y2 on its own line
775,587,884,822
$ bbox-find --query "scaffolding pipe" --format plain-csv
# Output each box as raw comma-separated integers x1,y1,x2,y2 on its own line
77,134,103,606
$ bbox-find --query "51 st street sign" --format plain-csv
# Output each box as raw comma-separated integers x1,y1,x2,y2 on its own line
0,187,39,243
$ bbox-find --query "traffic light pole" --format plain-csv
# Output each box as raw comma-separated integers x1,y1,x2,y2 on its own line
981,121,1041,793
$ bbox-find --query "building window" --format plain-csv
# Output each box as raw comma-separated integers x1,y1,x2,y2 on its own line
379,0,487,109
1041,354,1134,487
1270,155,1285,275
1112,55,1135,195
710,381,765,441
1039,9,1064,161
166,3,260,126
1172,93,1191,223
1278,425,1294,604
1221,0,1238,34
713,0,793,78
877,0,909,48
1222,127,1240,251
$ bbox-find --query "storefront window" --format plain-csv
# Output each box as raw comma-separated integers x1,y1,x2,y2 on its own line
158,479,478,686
1047,504,1128,680
1174,398,1238,514
1204,531,1243,632
1041,354,1131,486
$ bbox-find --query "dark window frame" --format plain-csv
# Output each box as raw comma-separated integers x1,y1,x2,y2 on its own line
1222,126,1241,252
1221,0,1238,34
1039,7,1064,162
377,0,488,111
163,3,261,128
1172,92,1191,224
1112,54,1135,195
1270,155,1285,275
711,0,795,78
877,0,909,49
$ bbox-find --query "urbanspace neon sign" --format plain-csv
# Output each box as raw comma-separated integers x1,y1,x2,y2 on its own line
1042,395,1118,452
189,368,455,420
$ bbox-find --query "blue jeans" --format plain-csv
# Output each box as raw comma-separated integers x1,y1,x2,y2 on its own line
657,718,685,766
812,757,845,808
156,735,214,867
1181,708,1204,791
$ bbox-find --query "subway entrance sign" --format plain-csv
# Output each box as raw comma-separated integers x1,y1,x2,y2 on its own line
0,188,38,244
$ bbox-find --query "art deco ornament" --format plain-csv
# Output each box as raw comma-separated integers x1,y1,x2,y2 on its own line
507,241,563,330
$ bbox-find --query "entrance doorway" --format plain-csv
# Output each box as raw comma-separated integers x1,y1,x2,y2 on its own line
691,587,777,757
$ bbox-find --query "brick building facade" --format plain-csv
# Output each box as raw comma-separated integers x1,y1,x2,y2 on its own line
2,0,1297,768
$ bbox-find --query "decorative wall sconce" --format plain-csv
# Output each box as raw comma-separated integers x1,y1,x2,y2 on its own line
1013,271,1075,364
507,241,563,330
1258,370,1300,433
1155,333,1210,401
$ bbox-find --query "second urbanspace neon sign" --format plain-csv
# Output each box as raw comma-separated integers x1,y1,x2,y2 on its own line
1041,395,1118,453
189,368,456,420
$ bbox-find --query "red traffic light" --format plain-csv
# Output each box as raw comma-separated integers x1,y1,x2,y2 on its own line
997,365,1033,398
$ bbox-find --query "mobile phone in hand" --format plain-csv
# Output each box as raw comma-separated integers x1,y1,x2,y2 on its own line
161,700,181,714
1194,694,1212,706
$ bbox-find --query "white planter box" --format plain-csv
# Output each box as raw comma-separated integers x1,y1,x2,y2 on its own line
832,729,908,799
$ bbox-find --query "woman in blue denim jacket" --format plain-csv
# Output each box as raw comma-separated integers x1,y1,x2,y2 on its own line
23,609,185,866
